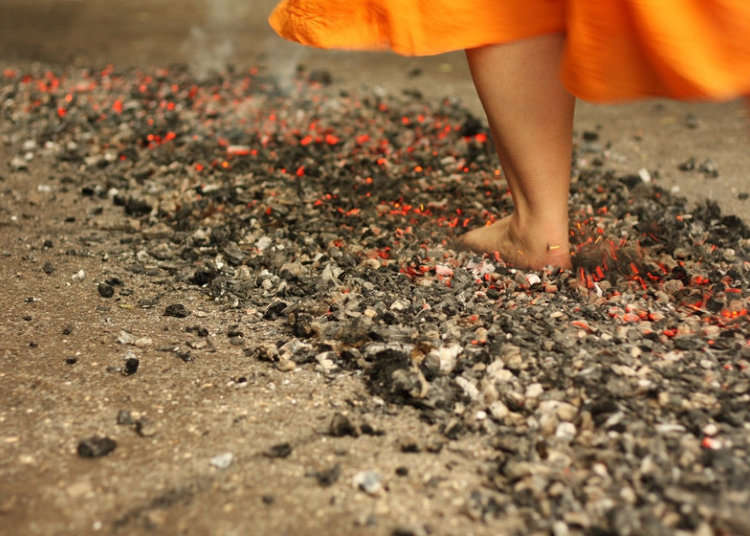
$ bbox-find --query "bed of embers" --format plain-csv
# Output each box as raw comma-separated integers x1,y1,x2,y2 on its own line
2,64,749,534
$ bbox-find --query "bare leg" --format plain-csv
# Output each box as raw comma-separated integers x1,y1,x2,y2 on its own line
457,34,575,269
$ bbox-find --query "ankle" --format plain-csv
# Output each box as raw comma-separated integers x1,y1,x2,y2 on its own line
509,212,569,254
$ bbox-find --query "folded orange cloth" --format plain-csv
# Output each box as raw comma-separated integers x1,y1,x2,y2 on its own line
269,0,750,102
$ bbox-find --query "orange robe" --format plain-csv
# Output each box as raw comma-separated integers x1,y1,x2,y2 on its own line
268,0,750,102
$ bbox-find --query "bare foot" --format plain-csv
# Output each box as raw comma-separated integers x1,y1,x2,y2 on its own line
455,216,571,270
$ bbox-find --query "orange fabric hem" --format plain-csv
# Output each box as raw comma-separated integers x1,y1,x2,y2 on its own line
268,0,750,102
269,1,566,57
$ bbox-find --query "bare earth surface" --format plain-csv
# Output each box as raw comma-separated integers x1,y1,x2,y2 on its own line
0,2,749,536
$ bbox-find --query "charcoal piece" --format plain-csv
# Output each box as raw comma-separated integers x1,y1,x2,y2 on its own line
619,174,641,189
210,226,230,246
265,442,293,459
582,130,599,142
459,114,484,137
97,282,114,298
135,419,157,437
360,423,384,436
186,325,209,337
365,347,423,404
264,301,288,319
174,348,192,362
311,464,341,487
588,399,618,426
123,197,152,216
441,419,463,440
116,410,134,425
164,304,190,318
705,297,724,313
678,157,696,172
77,436,117,458
720,215,747,233
226,328,243,338
289,311,314,338
123,357,139,375
670,265,690,285
699,158,719,178
399,438,420,453
329,413,358,437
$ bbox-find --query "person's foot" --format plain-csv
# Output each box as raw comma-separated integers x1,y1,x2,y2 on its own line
455,216,571,270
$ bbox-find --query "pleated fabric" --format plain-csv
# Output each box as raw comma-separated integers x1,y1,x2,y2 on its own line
268,0,750,102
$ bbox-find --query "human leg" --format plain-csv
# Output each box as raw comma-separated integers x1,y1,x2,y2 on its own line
458,34,575,269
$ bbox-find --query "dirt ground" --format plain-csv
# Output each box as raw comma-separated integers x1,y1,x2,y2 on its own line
0,2,749,535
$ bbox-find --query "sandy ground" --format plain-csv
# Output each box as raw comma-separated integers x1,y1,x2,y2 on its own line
0,2,748,535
